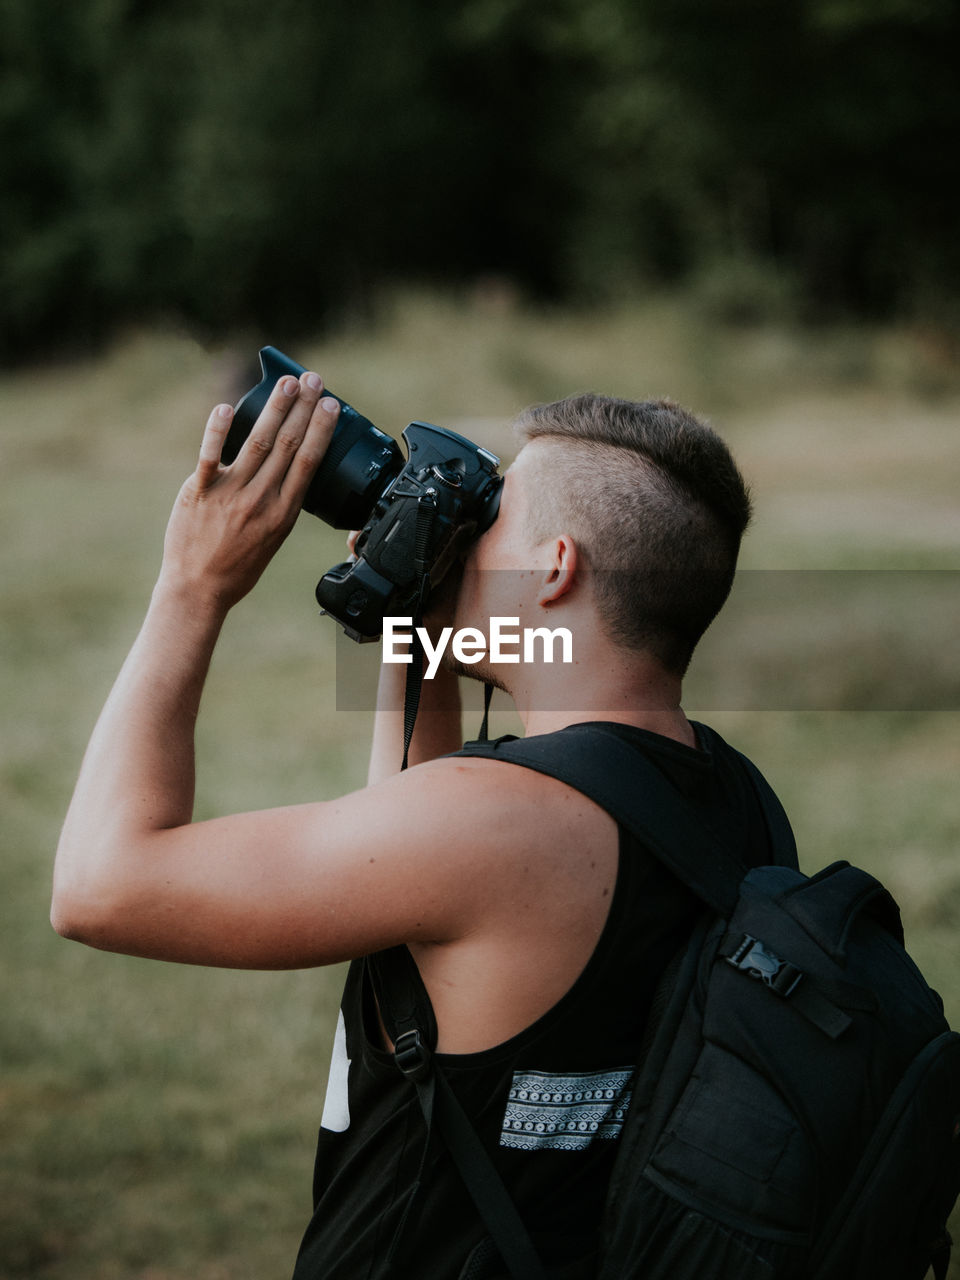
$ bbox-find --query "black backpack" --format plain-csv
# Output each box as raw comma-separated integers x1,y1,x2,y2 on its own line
372,722,960,1279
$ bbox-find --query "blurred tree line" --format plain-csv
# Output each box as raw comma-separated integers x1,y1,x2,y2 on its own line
1,0,957,361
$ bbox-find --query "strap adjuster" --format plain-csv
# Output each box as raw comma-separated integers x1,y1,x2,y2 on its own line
394,1028,433,1081
725,934,803,997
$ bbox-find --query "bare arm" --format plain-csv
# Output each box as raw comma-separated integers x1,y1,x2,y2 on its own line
51,373,524,971
53,370,340,947
365,658,463,784
336,528,464,784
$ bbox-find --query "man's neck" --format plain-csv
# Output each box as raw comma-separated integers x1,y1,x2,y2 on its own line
519,705,696,749
508,639,696,748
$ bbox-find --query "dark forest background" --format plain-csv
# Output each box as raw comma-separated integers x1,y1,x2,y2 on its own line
2,0,958,362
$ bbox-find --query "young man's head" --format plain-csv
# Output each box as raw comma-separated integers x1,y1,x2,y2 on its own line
509,393,752,676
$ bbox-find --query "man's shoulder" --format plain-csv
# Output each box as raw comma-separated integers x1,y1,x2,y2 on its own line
373,745,617,845
391,747,575,800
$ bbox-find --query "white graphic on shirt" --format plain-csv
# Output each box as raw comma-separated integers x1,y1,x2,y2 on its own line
320,1009,351,1132
500,1067,633,1152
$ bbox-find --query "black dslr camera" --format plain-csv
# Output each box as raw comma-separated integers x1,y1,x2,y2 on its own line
223,348,503,642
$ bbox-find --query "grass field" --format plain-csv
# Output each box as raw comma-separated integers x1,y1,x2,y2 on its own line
2,288,959,1277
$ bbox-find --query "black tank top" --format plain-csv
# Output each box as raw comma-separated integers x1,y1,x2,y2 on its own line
292,722,776,1280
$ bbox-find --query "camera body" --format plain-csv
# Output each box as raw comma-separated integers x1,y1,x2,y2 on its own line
317,420,501,641
225,348,502,642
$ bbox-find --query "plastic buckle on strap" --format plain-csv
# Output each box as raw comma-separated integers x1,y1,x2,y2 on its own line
394,1029,433,1081
726,934,803,997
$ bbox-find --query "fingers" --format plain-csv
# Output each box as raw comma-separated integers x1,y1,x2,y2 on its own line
195,403,235,488
228,373,315,487
194,369,340,515
278,385,340,505
227,371,339,496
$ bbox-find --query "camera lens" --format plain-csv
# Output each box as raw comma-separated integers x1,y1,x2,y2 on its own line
224,347,404,530
305,401,403,529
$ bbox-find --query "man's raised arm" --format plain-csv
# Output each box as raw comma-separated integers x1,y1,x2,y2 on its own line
365,656,464,784
50,372,339,937
50,372,526,975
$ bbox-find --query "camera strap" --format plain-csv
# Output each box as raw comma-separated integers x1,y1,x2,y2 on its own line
400,491,441,771
400,578,430,772
401,651,496,770
478,681,494,742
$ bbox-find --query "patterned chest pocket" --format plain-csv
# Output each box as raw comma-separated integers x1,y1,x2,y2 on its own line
499,1067,633,1152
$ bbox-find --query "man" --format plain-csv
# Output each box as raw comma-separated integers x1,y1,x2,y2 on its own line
53,369,773,1277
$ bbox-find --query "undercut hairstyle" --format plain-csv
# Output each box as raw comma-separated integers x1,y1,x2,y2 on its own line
515,393,753,676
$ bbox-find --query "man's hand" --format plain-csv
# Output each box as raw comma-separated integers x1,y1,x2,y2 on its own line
160,371,340,611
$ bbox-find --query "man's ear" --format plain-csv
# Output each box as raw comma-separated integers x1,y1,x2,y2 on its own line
537,534,580,607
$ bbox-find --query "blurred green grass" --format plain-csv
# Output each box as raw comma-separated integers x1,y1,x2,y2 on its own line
2,289,959,1277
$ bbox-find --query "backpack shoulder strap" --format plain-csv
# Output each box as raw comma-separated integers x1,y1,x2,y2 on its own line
697,722,799,869
367,946,550,1280
455,722,796,916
